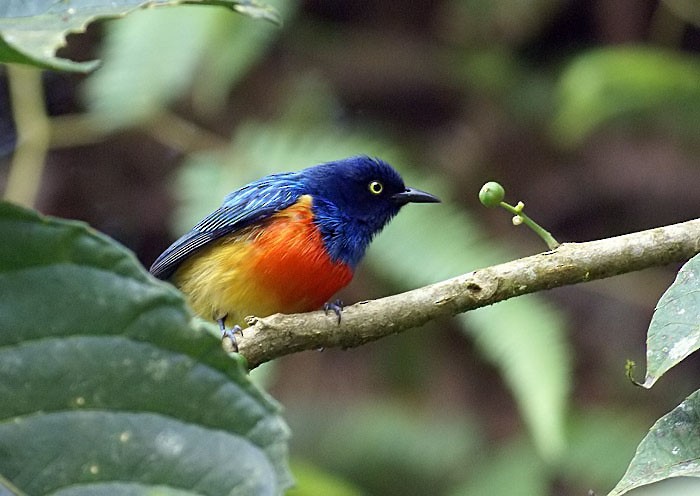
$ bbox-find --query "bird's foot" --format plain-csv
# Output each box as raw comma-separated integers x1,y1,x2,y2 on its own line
323,299,344,324
218,316,243,352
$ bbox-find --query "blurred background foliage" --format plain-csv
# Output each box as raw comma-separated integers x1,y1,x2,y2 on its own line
2,0,700,494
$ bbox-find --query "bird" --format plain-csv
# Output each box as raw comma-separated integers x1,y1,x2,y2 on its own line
149,156,440,343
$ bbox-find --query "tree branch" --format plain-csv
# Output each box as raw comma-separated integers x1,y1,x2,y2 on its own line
237,218,700,368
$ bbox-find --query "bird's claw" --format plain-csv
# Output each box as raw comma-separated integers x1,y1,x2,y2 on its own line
323,299,344,324
218,316,243,352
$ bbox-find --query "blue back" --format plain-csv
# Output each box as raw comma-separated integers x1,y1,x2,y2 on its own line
149,156,408,279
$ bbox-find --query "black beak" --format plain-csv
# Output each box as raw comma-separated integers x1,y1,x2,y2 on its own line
392,187,441,204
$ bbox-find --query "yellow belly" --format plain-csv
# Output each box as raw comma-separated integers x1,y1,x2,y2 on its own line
173,196,353,327
174,229,277,325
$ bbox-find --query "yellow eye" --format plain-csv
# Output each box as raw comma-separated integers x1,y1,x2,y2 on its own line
368,181,383,195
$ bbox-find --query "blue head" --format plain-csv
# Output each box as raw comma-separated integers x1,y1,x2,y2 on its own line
300,156,440,267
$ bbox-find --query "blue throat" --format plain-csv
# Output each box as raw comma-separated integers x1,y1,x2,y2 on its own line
312,198,393,269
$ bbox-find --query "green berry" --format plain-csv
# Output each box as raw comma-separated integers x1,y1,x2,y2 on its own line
479,181,505,207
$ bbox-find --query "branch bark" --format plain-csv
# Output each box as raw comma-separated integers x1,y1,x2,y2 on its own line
237,218,700,368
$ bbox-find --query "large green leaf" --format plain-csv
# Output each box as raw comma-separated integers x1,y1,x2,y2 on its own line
0,202,291,494
0,0,279,72
553,47,700,146
465,298,568,461
642,253,700,388
608,389,700,496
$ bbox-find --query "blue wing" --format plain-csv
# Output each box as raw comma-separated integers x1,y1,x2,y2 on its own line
149,173,304,280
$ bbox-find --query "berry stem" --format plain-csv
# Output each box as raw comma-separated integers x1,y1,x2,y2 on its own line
498,201,560,250
479,181,560,250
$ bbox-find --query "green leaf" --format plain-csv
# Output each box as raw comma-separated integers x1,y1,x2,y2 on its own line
0,474,23,496
0,202,291,494
642,253,700,388
553,47,700,146
0,0,280,73
287,460,362,496
448,438,547,496
83,0,289,129
608,389,700,496
465,299,569,461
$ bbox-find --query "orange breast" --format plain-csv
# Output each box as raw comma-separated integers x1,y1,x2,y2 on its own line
174,195,353,326
250,196,353,311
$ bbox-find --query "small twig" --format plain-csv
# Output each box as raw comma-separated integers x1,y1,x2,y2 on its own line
4,65,51,208
142,110,229,153
48,110,229,152
48,114,109,149
237,218,700,368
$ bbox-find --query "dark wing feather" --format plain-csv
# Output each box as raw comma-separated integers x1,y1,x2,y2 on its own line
149,175,303,279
